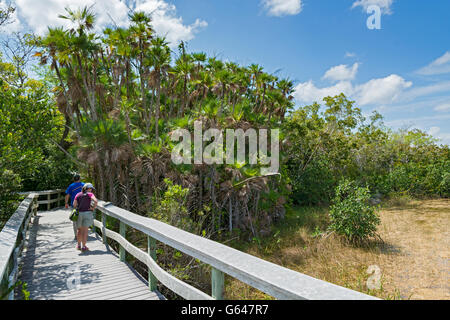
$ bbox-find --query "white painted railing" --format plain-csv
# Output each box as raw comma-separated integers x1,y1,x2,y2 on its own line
17,189,65,210
94,201,378,300
1,189,66,299
0,194,38,300
4,190,379,300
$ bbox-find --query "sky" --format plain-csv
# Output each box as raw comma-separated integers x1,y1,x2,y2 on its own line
2,0,450,145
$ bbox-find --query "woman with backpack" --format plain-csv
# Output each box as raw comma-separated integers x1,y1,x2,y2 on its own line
73,183,98,252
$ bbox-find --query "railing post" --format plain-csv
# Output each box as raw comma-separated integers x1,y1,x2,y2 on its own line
57,191,61,208
211,267,224,300
119,221,127,262
33,196,37,217
147,236,157,291
91,210,96,235
101,212,107,245
47,193,50,211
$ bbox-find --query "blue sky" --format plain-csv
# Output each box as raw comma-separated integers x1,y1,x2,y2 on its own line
3,0,450,144
177,0,450,144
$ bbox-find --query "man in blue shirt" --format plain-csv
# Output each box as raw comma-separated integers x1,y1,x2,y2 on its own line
65,174,84,239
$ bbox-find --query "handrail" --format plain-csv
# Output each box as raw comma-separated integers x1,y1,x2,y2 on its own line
0,194,38,300
8,190,379,300
18,189,65,210
93,219,212,300
95,200,378,300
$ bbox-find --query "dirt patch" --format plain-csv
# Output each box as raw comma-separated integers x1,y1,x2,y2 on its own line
377,199,450,299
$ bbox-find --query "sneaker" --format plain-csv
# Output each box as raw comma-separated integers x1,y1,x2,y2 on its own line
76,244,81,250
81,246,89,252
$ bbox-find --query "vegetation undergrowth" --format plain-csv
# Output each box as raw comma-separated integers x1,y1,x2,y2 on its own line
224,203,404,300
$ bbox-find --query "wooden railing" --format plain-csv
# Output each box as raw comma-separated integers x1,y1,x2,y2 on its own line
2,189,379,300
1,189,66,299
17,189,66,211
93,201,378,300
0,194,38,300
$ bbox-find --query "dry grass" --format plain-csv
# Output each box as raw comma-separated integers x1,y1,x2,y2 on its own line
376,198,450,299
224,199,450,300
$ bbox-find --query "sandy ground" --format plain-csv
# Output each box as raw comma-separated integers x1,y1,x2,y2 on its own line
378,199,449,299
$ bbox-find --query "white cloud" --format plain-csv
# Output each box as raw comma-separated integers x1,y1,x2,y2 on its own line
10,0,128,35
352,0,394,15
345,52,357,58
294,80,354,104
355,74,412,105
399,81,450,103
434,102,450,112
374,95,450,116
294,63,412,107
262,0,302,17
386,114,450,128
0,1,22,32
134,0,207,45
416,51,450,76
8,0,207,47
428,126,441,137
427,126,450,145
323,63,359,82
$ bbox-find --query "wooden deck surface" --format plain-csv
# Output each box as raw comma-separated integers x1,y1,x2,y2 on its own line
18,208,164,300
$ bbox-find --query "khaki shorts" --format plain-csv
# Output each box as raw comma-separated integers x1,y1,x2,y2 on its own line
76,211,94,228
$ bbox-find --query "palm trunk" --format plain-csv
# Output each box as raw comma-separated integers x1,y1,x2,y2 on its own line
228,197,233,232
76,54,97,121
134,176,141,210
108,164,116,204
96,160,106,200
155,71,161,139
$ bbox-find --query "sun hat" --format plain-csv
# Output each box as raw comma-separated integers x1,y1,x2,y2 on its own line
82,183,95,191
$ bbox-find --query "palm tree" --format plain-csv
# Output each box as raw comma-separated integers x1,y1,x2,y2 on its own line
276,78,295,119
192,52,207,74
149,36,171,140
58,6,100,121
248,63,263,90
61,6,95,33
192,70,213,112
215,68,232,116
37,7,293,235
172,51,194,117
257,73,275,113
129,11,154,137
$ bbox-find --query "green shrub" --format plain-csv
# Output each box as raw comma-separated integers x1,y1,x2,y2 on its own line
151,178,205,235
440,171,450,197
329,179,380,243
0,169,22,228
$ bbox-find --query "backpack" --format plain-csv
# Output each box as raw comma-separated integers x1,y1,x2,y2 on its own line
77,192,92,212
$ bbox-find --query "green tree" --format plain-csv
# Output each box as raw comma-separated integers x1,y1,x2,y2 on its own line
0,54,73,226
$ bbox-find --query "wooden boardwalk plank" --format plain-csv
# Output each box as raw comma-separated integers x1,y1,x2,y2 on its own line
63,284,143,299
18,208,164,300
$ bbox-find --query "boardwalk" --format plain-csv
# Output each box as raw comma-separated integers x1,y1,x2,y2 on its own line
18,208,164,300
0,191,377,300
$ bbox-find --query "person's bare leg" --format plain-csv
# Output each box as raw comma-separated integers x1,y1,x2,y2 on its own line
73,222,77,239
81,227,88,248
76,228,82,247
84,227,88,246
